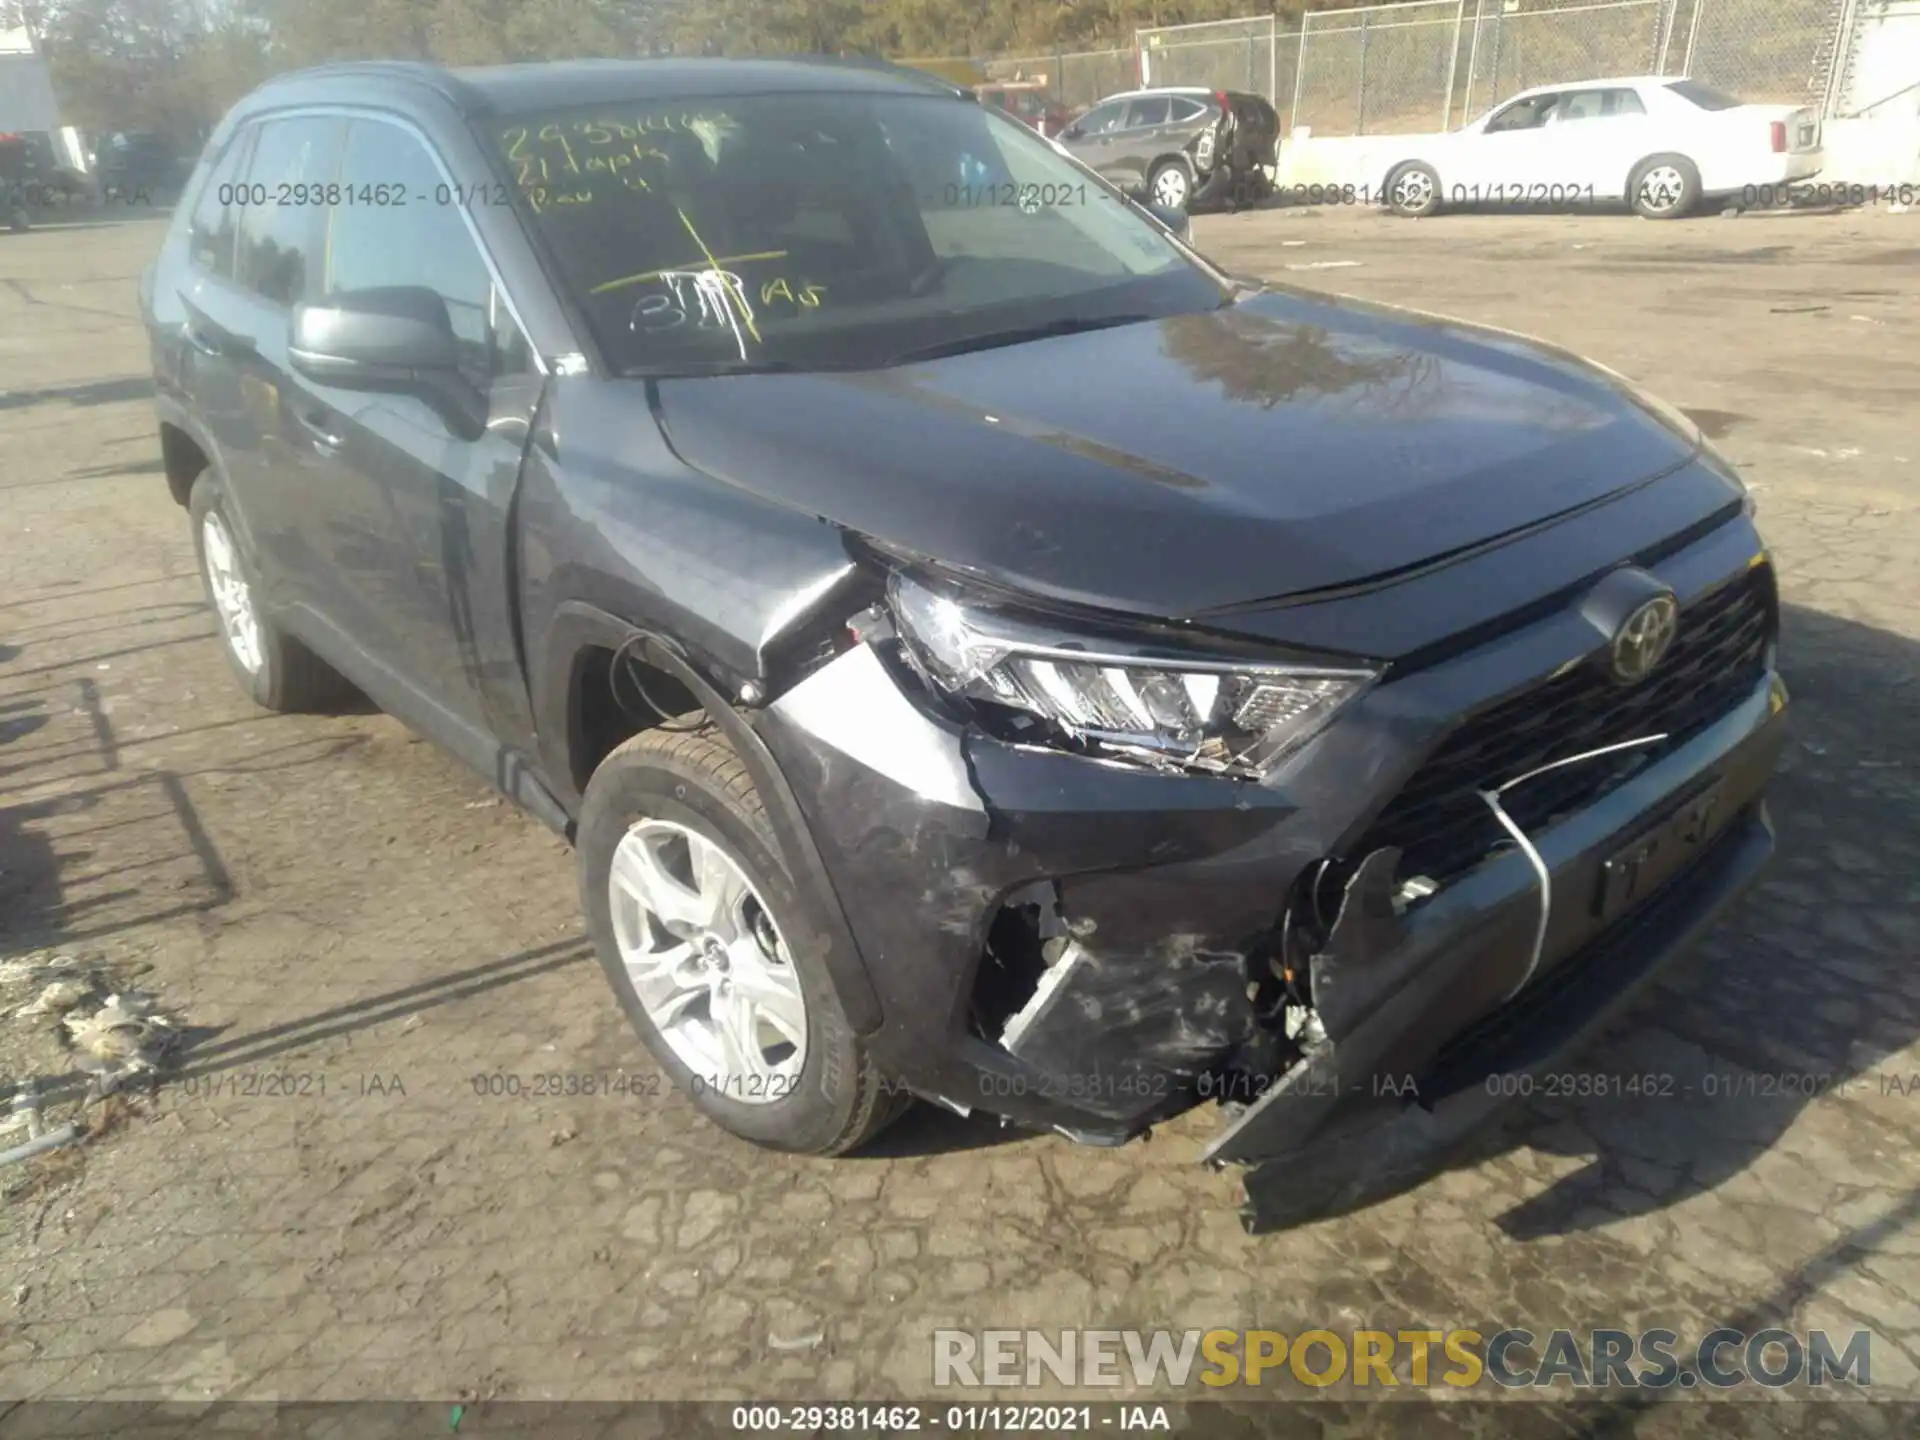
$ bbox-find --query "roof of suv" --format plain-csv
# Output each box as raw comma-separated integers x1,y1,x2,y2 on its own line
247,56,968,120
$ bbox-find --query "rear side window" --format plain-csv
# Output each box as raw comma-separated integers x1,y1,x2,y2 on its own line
1667,79,1741,110
235,116,345,308
187,134,251,278
1556,87,1649,121
1169,98,1209,123
1124,96,1171,128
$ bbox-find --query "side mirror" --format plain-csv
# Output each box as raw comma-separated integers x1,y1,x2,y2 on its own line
1146,201,1191,240
1060,124,1083,141
289,287,486,439
289,286,460,389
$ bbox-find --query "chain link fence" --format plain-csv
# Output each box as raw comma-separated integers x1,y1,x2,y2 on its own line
1456,0,1666,127
1115,0,1857,135
1292,1,1465,134
911,0,1869,136
980,49,1137,111
1668,0,1851,106
1836,0,1920,116
1136,16,1295,105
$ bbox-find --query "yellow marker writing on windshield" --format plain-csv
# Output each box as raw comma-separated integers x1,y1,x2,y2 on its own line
590,251,787,296
674,207,761,346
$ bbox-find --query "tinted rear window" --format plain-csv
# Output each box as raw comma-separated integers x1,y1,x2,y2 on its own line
1667,80,1741,110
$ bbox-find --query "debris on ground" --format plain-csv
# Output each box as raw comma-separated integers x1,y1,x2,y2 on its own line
2,948,186,1196
0,1122,84,1168
2,1079,43,1140
15,979,91,1018
768,1331,826,1352
64,993,177,1092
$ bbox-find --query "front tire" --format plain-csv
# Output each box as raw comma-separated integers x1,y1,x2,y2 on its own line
1630,154,1701,219
188,472,356,713
1385,161,1442,218
578,722,907,1157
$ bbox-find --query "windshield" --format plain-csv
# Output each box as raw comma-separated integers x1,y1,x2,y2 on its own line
486,91,1223,375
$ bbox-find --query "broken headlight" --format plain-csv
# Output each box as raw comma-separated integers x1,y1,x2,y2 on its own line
889,574,1377,778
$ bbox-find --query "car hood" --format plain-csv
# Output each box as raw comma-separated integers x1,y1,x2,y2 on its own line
651,288,1702,622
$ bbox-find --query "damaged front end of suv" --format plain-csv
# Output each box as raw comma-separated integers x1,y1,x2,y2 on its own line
743,526,1787,1233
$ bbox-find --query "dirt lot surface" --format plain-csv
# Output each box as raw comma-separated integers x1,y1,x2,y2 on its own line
2,205,1918,1423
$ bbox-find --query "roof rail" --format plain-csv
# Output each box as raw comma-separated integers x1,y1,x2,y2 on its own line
788,54,969,97
258,59,471,104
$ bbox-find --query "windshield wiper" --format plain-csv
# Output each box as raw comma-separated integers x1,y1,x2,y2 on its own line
626,358,806,379
882,313,1158,366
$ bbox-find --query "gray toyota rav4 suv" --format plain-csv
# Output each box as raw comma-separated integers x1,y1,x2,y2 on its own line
140,57,1786,1230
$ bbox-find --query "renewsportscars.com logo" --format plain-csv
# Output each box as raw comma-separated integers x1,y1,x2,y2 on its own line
932,1327,1874,1391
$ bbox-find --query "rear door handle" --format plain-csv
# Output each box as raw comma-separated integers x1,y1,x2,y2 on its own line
293,408,344,455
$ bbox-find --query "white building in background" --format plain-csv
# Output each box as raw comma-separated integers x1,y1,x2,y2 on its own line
1,24,91,173
1822,0,1920,187
1,26,61,132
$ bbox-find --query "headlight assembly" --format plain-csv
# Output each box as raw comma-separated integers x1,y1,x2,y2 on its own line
888,574,1377,779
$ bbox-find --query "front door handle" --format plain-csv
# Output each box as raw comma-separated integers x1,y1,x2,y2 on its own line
183,323,223,358
293,408,343,455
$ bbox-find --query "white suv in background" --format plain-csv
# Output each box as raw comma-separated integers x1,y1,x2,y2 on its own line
1379,75,1823,219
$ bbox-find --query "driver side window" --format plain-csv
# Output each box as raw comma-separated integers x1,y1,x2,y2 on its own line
1081,102,1127,136
324,119,532,388
1485,93,1560,133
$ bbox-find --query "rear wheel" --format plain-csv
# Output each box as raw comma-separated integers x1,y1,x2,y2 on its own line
188,472,356,712
1385,161,1441,218
1630,154,1701,219
1149,160,1192,213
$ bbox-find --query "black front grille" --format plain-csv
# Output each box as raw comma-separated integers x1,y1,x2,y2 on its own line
1355,567,1773,884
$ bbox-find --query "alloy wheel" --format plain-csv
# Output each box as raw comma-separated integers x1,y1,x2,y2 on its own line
1153,166,1190,211
608,819,808,1102
1638,164,1685,215
1393,168,1435,213
200,510,263,675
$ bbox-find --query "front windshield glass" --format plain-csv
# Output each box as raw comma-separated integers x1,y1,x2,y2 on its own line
485,91,1225,374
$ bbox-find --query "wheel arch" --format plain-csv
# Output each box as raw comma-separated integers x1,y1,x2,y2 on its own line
155,394,218,508
543,601,884,1034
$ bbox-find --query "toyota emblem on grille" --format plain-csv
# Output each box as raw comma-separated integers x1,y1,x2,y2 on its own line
1610,594,1678,684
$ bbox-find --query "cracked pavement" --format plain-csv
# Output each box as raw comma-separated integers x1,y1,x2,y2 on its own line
0,204,1916,1426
